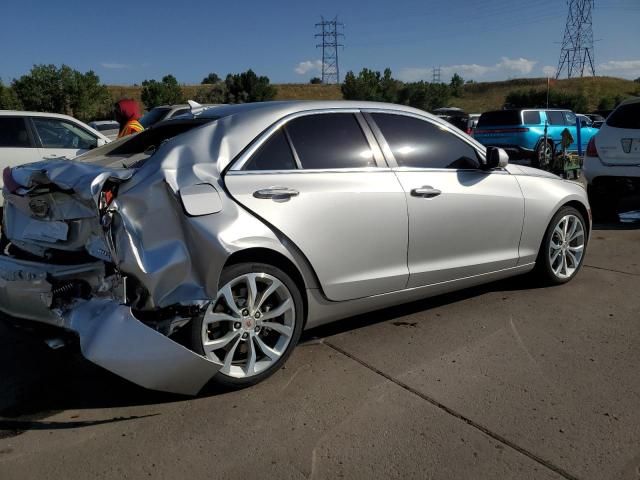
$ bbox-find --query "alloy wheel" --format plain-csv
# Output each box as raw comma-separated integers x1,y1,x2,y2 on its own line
548,214,585,279
201,273,296,378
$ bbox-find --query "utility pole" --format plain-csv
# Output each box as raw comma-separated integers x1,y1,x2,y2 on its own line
555,0,596,79
315,16,344,84
432,66,442,83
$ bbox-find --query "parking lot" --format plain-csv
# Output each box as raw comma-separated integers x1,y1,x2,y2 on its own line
0,221,637,480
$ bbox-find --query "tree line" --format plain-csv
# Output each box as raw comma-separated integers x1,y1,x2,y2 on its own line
0,65,279,121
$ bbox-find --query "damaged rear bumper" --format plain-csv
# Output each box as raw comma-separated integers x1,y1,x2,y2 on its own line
0,254,222,395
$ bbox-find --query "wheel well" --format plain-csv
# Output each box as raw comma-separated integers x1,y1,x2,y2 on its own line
224,248,308,322
563,200,591,237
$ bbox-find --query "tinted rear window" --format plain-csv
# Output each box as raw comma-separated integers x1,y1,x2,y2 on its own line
522,111,541,124
95,123,119,132
546,111,566,125
244,129,297,171
140,107,171,128
0,117,31,147
477,111,522,127
606,103,640,129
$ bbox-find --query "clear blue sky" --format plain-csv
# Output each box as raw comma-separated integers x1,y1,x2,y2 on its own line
2,0,639,85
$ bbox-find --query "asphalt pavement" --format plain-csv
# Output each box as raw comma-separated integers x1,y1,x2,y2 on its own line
0,223,639,480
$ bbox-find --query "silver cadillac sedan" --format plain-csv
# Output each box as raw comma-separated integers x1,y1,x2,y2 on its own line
0,101,590,395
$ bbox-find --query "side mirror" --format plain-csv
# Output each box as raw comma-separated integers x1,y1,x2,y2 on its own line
97,138,108,147
484,147,509,169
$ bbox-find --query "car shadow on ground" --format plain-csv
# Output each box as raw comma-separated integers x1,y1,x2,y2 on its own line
0,271,550,433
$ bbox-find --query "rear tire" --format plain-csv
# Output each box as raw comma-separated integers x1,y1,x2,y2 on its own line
191,262,304,389
534,206,587,285
532,140,553,169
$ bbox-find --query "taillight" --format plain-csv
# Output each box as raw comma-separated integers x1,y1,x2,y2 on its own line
586,137,598,157
2,167,20,194
466,128,472,135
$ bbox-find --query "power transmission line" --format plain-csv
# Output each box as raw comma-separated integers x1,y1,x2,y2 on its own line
315,16,344,84
555,0,596,78
432,66,441,83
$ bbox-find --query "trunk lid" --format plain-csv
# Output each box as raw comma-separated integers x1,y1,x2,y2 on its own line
2,159,134,261
596,101,640,166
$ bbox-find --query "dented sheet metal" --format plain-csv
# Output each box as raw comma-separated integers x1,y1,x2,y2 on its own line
67,300,221,395
0,107,316,395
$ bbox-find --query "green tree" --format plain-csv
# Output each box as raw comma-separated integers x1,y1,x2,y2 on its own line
505,88,588,112
11,64,111,121
397,81,451,111
341,68,401,102
309,77,322,84
0,80,22,109
141,75,184,109
224,70,277,103
193,83,227,104
449,73,464,97
201,72,221,84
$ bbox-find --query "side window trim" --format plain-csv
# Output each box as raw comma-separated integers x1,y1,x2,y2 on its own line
363,110,485,171
232,109,387,172
282,126,303,169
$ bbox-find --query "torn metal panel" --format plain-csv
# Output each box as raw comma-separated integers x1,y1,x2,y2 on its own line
66,300,221,395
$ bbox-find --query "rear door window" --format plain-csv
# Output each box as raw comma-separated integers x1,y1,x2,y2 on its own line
244,129,297,171
606,103,640,129
371,113,480,169
286,113,375,169
546,111,565,125
522,111,541,125
0,117,32,147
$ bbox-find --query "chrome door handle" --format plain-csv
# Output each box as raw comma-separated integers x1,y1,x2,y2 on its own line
410,186,442,198
253,187,300,200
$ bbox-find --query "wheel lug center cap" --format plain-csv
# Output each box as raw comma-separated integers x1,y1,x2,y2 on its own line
244,318,255,330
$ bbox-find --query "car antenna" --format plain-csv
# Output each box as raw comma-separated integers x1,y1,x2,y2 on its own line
187,100,204,115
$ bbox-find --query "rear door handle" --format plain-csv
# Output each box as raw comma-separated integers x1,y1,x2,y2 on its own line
253,187,300,200
410,186,442,198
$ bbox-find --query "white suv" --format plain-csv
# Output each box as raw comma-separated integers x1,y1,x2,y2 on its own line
584,97,640,220
0,111,110,204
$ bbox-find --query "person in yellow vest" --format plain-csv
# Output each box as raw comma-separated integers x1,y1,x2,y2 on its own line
114,99,144,138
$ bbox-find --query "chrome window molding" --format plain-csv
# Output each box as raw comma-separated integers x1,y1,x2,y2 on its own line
229,108,389,172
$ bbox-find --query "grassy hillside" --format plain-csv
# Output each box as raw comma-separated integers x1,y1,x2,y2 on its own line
107,77,638,113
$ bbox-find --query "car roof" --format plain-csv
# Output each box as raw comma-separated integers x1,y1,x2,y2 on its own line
618,96,640,106
165,100,487,172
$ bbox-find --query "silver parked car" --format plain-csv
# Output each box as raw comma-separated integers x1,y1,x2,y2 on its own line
0,101,591,395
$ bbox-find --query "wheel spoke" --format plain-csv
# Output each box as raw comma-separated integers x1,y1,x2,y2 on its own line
205,311,238,325
550,248,562,264
223,335,242,371
256,278,283,311
568,244,584,252
245,337,257,375
255,335,280,361
554,226,564,240
566,249,579,268
569,229,584,242
262,321,293,338
567,217,577,241
245,274,259,312
561,252,568,276
260,298,293,321
219,284,241,316
562,218,569,237
204,330,240,353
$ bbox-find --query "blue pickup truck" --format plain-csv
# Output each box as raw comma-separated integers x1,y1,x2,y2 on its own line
473,109,598,168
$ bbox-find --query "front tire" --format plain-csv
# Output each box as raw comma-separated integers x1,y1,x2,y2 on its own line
535,206,587,284
191,262,304,388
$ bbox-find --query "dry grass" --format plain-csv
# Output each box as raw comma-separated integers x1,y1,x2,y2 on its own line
108,77,639,113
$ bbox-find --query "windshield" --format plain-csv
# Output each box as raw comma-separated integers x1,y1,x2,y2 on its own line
139,107,171,128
